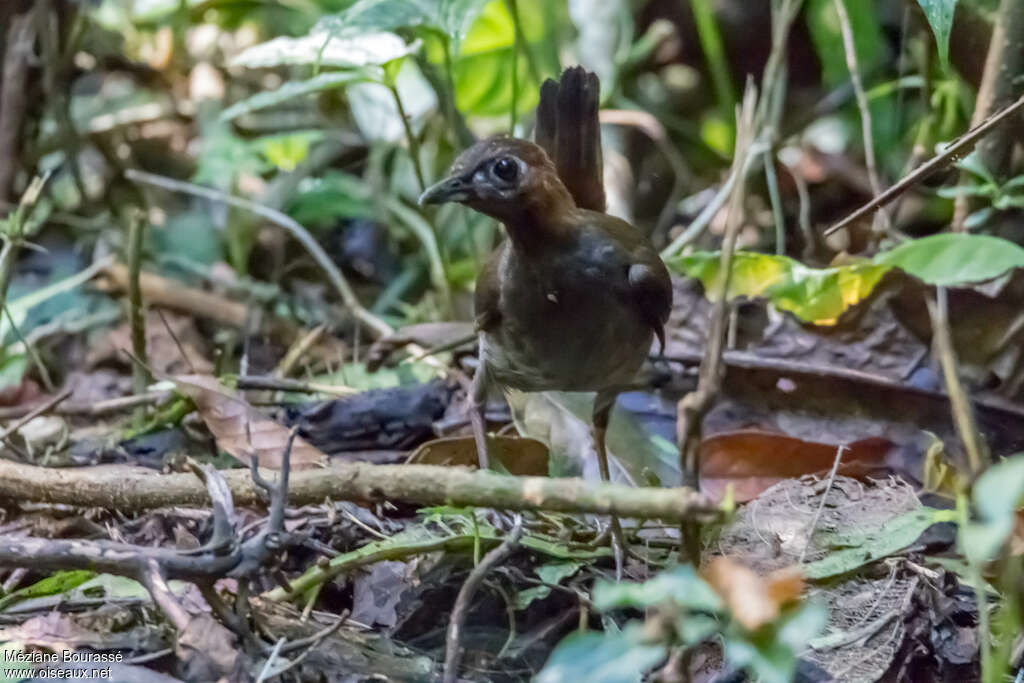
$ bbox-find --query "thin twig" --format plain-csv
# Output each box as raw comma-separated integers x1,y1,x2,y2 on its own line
824,91,1024,236
235,375,357,396
124,169,393,338
677,84,758,564
0,387,71,442
125,209,150,426
275,324,327,379
3,305,53,392
444,516,523,683
388,83,427,193
833,0,890,234
798,444,846,564
926,287,988,476
0,390,171,421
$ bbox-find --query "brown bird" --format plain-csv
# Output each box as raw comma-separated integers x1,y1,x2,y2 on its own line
419,67,672,570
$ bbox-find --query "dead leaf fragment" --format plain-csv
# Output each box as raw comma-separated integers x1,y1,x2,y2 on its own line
171,374,326,469
703,556,804,631
407,434,548,476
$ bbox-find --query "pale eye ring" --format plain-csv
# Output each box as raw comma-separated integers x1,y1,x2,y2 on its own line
493,157,518,182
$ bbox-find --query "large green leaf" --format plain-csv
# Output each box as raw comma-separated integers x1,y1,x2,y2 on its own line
724,603,828,683
960,455,1024,564
805,0,885,88
669,234,1024,324
508,390,677,483
535,624,667,683
802,507,950,580
916,0,958,67
232,30,417,69
220,71,370,121
669,252,889,324
872,233,1024,286
314,0,491,44
593,564,723,613
446,0,558,118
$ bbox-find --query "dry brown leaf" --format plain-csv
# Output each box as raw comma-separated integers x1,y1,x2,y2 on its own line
703,556,804,631
406,435,548,476
700,431,900,502
172,374,326,469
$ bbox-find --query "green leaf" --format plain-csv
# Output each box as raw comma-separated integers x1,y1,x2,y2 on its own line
873,233,1024,286
445,0,557,118
960,455,1024,564
724,603,828,683
802,507,944,579
515,560,584,610
315,360,440,391
916,0,958,67
668,234,1024,324
593,564,723,613
220,71,370,122
232,31,417,69
4,258,111,343
669,251,889,324
0,352,26,394
254,131,323,172
287,172,376,227
805,0,885,88
535,624,667,683
0,570,94,612
315,0,491,44
508,390,677,483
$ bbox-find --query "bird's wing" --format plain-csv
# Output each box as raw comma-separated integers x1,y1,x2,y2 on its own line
628,252,672,353
535,66,606,213
587,213,672,352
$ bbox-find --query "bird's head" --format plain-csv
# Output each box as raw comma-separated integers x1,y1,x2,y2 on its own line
418,137,575,224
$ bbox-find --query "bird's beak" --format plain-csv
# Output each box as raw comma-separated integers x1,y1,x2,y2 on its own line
418,174,472,206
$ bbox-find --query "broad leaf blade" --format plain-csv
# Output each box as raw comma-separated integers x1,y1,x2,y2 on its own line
232,31,416,69
916,0,958,67
873,233,1024,287
220,71,371,121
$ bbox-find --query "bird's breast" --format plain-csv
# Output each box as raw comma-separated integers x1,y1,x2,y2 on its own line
481,246,652,392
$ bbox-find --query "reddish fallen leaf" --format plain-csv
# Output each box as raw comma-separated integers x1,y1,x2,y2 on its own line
171,374,326,469
703,556,804,631
700,430,901,502
407,435,548,476
0,378,41,407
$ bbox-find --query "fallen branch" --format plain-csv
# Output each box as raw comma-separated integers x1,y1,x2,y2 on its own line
0,459,719,522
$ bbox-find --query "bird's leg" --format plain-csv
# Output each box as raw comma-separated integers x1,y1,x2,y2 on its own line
593,389,625,580
469,362,491,470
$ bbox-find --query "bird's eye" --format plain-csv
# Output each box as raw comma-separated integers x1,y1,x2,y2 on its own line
493,157,518,182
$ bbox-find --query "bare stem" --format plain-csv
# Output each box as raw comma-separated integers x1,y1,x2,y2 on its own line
927,287,988,476
388,82,427,193
126,209,150,426
677,84,759,564
833,0,890,234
